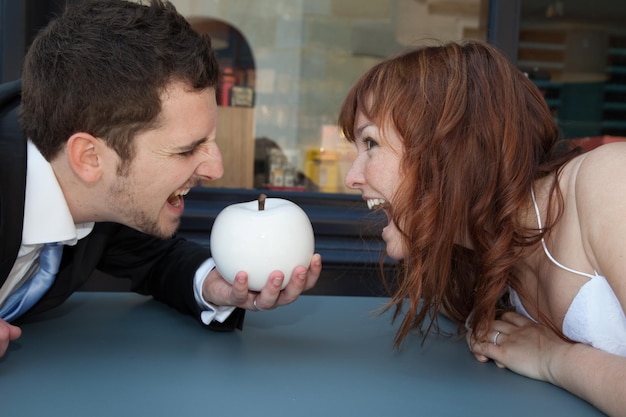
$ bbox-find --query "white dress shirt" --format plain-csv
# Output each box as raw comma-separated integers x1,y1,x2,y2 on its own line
0,141,234,324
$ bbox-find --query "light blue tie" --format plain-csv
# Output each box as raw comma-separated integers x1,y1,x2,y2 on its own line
0,243,63,322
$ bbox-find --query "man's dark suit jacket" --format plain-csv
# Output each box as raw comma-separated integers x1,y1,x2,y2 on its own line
0,80,243,329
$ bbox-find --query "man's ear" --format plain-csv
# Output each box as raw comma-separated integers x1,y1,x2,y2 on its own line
65,132,103,183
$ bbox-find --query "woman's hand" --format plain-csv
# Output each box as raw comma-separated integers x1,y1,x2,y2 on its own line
466,311,571,384
467,311,626,417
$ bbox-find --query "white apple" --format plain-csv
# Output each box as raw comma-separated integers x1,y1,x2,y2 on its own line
209,194,315,291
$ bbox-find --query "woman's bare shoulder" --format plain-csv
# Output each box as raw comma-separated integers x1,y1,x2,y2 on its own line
571,141,626,286
574,141,626,193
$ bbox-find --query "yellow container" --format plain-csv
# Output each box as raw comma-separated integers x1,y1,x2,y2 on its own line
305,148,339,193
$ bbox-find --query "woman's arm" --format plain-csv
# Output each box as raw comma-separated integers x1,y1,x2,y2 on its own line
469,312,626,417
470,142,626,417
577,142,626,313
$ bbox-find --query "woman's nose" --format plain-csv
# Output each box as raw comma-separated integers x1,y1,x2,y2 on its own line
344,159,363,190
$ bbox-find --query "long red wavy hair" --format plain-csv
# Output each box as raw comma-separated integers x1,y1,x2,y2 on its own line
338,41,578,346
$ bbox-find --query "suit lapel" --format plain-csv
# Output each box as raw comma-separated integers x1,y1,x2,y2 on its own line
0,80,27,284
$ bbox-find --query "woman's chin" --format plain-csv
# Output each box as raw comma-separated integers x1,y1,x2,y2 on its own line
384,242,406,260
386,251,405,261
382,224,406,260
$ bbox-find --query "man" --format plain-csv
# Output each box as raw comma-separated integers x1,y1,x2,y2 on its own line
0,0,322,358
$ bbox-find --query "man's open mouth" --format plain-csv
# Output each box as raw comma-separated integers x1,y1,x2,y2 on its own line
167,188,190,207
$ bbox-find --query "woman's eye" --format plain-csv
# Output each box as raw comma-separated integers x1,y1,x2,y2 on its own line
365,138,377,150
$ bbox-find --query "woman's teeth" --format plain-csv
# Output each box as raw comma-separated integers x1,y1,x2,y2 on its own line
367,198,386,210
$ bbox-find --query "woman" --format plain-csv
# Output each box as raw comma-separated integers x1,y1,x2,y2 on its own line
340,40,626,417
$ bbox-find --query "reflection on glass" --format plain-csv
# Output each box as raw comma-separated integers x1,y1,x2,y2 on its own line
173,0,490,192
519,0,626,143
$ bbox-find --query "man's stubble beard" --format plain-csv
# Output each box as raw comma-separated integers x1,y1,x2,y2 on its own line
107,167,178,239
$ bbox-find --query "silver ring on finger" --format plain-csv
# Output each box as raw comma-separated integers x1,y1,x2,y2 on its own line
493,331,501,346
253,298,264,312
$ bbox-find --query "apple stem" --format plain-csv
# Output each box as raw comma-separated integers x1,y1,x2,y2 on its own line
258,193,267,211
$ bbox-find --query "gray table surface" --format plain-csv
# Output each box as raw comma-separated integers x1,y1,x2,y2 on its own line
0,292,605,417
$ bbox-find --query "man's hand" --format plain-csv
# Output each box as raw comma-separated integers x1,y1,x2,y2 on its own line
0,319,22,358
202,253,322,311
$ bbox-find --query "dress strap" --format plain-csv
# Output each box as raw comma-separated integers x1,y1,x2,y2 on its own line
531,187,597,280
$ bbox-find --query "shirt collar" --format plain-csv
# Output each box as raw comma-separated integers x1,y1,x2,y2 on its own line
22,140,94,246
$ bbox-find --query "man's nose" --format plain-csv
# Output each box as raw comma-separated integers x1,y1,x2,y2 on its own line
197,144,224,181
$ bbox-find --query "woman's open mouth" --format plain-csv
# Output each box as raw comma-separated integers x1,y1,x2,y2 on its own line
366,198,387,210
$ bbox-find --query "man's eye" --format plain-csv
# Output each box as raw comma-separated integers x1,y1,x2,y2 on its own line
179,149,195,157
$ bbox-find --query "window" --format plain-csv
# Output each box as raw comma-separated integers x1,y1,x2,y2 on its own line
516,0,626,148
174,0,490,193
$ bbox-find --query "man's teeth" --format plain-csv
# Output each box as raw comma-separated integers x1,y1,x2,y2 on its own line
168,189,190,207
175,189,190,197
367,198,386,210
169,196,181,207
